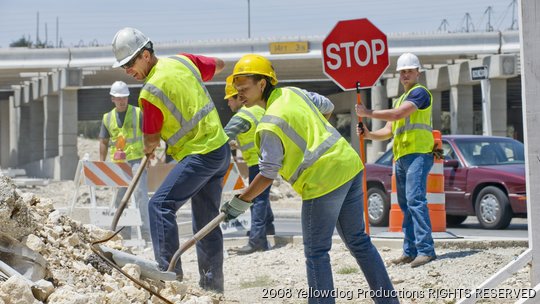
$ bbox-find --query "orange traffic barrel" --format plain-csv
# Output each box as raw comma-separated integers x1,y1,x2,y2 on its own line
388,130,446,232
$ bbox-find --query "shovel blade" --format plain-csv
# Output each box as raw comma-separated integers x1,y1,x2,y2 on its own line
99,245,176,281
0,233,46,282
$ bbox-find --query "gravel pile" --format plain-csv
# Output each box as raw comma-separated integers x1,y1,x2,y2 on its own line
0,176,219,304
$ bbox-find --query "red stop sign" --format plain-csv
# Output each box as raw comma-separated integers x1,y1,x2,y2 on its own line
322,18,389,90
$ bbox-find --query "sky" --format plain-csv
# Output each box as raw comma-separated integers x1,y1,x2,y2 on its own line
0,0,518,48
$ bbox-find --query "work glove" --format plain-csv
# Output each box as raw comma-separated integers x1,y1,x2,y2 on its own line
220,195,252,222
432,144,444,160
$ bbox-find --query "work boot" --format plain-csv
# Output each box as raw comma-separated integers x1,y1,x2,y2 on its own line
410,255,436,268
391,255,415,265
234,244,266,255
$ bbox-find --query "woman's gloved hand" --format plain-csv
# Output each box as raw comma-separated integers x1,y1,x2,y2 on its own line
220,195,252,221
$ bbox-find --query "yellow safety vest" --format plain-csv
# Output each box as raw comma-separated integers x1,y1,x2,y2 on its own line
102,104,144,162
256,87,362,200
235,106,265,167
139,55,228,161
392,84,434,160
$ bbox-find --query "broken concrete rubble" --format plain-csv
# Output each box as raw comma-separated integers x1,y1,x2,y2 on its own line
0,176,220,303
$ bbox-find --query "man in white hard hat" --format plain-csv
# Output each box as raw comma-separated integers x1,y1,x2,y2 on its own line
111,27,230,292
98,81,151,242
355,52,436,268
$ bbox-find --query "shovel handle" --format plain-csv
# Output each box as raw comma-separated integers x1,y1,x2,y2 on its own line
167,212,227,273
110,155,149,231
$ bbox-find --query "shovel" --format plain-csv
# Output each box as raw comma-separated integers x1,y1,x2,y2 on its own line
96,153,228,283
96,212,227,281
167,212,226,272
0,232,46,282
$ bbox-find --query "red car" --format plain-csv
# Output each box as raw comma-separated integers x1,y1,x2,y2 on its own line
365,135,527,229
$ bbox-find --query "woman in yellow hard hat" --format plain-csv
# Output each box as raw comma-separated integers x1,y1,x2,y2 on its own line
220,54,397,303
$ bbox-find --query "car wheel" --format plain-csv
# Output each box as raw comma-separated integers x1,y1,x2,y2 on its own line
446,215,467,227
367,187,389,226
475,186,513,229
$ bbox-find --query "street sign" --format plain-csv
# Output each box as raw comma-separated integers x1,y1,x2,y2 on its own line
269,41,309,54
471,66,489,80
322,18,389,90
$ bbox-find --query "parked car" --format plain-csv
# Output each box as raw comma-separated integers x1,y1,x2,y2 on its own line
365,135,526,229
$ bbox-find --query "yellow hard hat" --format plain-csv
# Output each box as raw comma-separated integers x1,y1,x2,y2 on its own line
224,75,237,100
232,54,278,85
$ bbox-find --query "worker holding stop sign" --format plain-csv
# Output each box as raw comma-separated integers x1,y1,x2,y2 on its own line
356,53,437,268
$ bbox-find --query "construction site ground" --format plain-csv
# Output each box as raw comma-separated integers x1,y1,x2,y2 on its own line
0,137,533,304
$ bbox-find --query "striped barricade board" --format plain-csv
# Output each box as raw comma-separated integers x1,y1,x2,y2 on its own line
81,161,133,187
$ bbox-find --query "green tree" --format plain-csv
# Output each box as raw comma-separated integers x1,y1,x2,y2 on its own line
10,36,33,47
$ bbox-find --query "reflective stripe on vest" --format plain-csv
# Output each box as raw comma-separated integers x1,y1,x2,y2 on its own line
393,84,432,136
237,108,259,152
141,56,216,148
394,116,433,136
262,87,342,184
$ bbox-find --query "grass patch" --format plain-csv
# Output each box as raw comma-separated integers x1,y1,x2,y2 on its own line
336,266,358,275
239,275,273,289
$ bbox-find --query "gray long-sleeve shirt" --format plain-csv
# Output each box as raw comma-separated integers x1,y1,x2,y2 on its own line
258,89,334,180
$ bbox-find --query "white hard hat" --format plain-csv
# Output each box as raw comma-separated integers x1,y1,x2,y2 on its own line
111,27,150,68
110,81,130,97
396,53,421,71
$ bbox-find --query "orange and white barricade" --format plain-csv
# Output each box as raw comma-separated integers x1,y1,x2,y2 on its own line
67,154,144,247
222,161,246,192
388,130,446,232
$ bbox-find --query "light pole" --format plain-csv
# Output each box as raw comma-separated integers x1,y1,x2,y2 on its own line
247,0,251,38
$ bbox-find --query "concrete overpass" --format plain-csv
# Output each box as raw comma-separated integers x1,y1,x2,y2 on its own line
0,30,522,180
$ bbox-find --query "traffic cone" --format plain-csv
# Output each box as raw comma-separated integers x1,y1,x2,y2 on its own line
428,130,446,232
388,162,402,232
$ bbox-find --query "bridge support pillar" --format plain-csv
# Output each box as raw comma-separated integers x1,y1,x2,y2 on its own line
54,88,79,180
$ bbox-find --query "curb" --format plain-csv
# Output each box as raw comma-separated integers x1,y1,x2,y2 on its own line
223,235,529,251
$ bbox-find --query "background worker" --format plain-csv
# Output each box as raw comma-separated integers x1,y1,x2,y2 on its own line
223,75,275,255
111,27,230,292
356,52,436,268
98,81,150,242
220,54,397,304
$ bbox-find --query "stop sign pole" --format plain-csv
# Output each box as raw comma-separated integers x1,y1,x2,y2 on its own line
322,18,389,234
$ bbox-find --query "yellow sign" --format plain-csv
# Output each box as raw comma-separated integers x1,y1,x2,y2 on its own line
269,41,309,54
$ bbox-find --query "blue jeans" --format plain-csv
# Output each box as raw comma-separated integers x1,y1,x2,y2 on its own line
115,158,150,241
395,153,435,257
148,144,230,292
248,165,274,249
302,173,397,304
